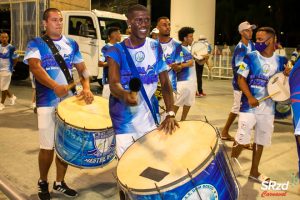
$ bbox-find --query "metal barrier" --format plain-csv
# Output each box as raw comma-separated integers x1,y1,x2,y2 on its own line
202,54,233,80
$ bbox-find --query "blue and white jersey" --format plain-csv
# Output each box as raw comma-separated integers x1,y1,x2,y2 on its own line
232,41,255,90
0,44,18,73
177,45,196,82
238,51,287,114
106,38,168,134
99,43,113,85
160,38,185,90
23,35,83,107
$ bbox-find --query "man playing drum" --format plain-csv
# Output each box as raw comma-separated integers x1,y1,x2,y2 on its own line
174,27,196,121
106,5,178,199
24,8,94,200
221,21,256,143
231,27,290,183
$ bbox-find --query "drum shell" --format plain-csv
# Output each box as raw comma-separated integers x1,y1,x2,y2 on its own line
117,121,239,200
55,113,116,168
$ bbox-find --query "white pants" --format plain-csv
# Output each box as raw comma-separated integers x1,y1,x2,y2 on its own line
0,71,12,91
37,107,56,150
235,112,274,146
231,90,242,114
116,131,149,159
174,80,197,107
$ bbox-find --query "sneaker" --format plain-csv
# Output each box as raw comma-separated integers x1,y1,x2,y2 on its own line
0,103,5,110
53,181,78,197
38,180,51,200
8,95,17,105
200,92,207,96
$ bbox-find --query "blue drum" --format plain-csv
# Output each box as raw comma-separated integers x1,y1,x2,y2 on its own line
117,121,239,200
55,96,115,168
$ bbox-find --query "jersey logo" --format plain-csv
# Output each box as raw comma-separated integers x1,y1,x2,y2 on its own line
135,51,145,62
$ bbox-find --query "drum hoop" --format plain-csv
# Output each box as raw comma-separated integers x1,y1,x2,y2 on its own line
117,120,218,193
56,110,112,132
191,41,208,55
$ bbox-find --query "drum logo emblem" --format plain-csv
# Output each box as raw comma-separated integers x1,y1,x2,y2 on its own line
135,51,145,62
182,184,218,200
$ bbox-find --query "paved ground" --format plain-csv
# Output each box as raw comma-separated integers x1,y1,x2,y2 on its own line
0,78,299,200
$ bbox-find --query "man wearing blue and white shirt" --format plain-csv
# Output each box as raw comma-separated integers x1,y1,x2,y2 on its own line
106,5,178,159
231,27,290,183
222,21,256,141
0,32,18,110
24,8,93,200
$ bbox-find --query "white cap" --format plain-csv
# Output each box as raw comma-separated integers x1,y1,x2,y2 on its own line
199,35,207,40
238,21,256,32
150,28,159,35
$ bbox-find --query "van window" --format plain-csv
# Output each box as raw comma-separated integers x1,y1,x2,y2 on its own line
98,17,127,40
69,16,97,38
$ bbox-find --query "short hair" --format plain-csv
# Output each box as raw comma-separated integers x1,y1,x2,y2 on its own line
0,32,8,37
157,16,169,24
107,27,120,37
296,44,300,51
257,27,276,37
43,8,61,21
178,27,194,42
126,4,148,19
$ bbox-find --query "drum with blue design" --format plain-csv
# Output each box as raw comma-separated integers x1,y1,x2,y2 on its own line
55,96,115,168
117,121,239,200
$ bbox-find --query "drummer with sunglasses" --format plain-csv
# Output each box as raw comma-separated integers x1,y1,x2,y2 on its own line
231,27,291,184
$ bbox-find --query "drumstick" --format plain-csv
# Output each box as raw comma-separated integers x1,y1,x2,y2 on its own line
258,91,280,103
67,78,83,91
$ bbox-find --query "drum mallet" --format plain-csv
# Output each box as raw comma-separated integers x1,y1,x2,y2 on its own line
258,91,280,103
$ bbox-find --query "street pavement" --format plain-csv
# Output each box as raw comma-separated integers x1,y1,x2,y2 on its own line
0,78,299,200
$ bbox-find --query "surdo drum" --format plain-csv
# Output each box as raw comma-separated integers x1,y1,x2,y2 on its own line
267,72,291,119
117,121,239,200
55,96,115,168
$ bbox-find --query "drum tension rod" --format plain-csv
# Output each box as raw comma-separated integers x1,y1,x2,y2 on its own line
204,116,209,123
125,184,133,199
154,183,164,200
131,136,136,143
187,169,203,200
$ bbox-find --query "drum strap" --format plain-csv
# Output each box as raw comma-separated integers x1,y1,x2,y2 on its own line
120,41,159,126
41,35,76,94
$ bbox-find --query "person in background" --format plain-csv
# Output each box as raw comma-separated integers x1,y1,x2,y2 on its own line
221,43,231,68
195,35,212,97
98,27,121,98
291,45,300,64
174,27,196,121
150,27,159,39
231,27,290,183
0,32,18,111
221,21,256,144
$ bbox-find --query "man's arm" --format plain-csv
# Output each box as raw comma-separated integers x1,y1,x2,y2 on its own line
107,57,138,106
237,75,258,107
158,70,179,133
28,58,68,97
74,62,94,104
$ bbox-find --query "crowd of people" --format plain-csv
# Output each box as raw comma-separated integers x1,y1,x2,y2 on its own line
1,3,300,200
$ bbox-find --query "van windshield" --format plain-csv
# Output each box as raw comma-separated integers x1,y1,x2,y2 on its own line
98,17,128,40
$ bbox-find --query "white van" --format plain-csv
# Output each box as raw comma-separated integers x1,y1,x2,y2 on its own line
61,10,128,82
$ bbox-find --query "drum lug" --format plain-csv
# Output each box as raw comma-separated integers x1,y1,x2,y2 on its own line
154,183,164,200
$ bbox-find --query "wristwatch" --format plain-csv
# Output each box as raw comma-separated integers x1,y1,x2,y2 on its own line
166,111,175,118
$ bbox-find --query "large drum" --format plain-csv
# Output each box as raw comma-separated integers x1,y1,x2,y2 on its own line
267,72,291,119
55,96,115,168
117,121,239,200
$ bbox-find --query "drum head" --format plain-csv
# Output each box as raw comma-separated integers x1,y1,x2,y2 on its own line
117,121,217,192
57,96,112,129
267,72,290,102
191,41,208,60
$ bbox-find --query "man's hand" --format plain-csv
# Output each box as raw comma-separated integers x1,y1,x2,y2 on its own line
248,96,259,107
169,63,182,72
283,64,292,76
77,89,94,104
123,91,139,106
158,117,180,134
53,85,68,98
